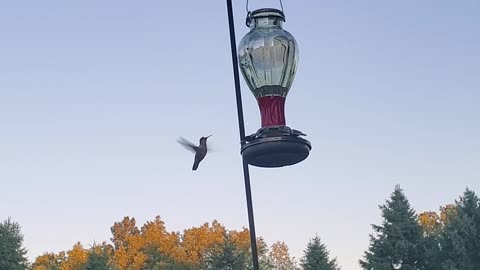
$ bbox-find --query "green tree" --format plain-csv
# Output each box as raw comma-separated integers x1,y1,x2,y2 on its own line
359,185,424,270
0,217,28,270
256,238,274,270
141,245,194,270
85,250,113,270
438,188,480,270
202,233,247,270
300,235,340,270
418,211,442,270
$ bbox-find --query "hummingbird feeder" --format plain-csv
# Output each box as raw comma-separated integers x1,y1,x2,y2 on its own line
238,8,312,168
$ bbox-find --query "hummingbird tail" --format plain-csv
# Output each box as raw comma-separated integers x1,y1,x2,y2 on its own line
192,162,199,171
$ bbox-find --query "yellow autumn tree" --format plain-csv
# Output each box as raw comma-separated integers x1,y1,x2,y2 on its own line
110,216,146,270
179,220,226,266
419,211,442,235
31,251,66,270
140,215,183,264
61,242,89,270
269,241,297,270
229,227,251,252
32,216,296,270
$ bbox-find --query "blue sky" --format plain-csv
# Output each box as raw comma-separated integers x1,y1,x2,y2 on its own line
1,1,479,269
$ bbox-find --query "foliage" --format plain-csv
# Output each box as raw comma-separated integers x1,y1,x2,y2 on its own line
0,217,29,270
359,185,425,270
269,241,297,270
60,242,89,270
300,235,340,270
202,232,248,270
32,252,66,270
30,216,299,270
437,189,480,270
27,186,480,270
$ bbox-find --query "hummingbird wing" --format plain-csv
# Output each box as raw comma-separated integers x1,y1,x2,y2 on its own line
176,137,198,153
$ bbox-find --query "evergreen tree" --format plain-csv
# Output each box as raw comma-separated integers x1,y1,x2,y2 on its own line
438,188,480,270
85,249,113,270
300,235,340,270
418,211,442,270
359,185,424,270
0,217,28,270
202,233,247,270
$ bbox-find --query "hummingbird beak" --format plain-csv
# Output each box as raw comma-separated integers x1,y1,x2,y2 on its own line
206,135,212,138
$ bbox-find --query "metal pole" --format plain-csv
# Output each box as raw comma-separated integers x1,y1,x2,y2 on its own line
225,1,260,269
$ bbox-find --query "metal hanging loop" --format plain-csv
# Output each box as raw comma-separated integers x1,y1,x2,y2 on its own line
246,0,285,27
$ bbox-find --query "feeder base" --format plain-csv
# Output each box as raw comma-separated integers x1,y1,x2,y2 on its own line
241,126,312,168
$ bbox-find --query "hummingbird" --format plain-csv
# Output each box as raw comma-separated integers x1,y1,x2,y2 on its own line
177,135,212,171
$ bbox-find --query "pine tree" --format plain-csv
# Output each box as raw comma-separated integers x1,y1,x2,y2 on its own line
0,217,28,270
438,188,480,270
359,185,424,270
85,250,113,270
300,235,340,270
418,211,442,270
202,233,248,270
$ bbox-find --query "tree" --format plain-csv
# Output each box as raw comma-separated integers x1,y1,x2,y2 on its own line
110,217,145,270
85,250,113,270
300,235,340,270
359,185,424,270
418,211,442,270
0,217,29,270
31,252,66,270
61,242,89,270
84,242,115,270
440,204,457,225
437,188,480,270
140,216,183,268
141,245,194,270
269,241,297,270
228,229,272,270
202,233,247,270
252,237,274,270
419,211,442,236
180,220,225,266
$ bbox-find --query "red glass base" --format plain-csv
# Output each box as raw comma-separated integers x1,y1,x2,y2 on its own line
257,96,286,127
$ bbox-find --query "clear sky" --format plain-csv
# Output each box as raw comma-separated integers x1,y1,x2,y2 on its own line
1,1,479,269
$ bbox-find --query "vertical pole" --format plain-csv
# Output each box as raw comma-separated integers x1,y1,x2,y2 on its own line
225,1,260,269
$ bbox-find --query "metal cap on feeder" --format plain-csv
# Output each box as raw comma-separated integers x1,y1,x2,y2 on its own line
238,7,311,168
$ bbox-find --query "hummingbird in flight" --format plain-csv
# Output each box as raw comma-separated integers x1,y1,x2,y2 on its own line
177,135,212,170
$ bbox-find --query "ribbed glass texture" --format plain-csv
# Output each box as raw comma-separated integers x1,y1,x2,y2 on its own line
238,10,299,99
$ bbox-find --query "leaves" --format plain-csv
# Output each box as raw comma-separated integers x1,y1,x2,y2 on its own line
300,235,339,270
26,186,480,270
0,218,29,270
269,241,297,270
359,185,424,270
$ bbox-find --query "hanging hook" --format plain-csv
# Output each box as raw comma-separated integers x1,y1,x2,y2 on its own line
279,0,284,14
246,0,284,14
246,0,285,27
